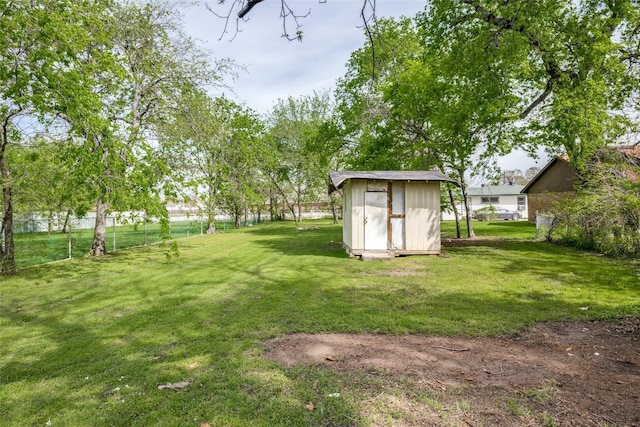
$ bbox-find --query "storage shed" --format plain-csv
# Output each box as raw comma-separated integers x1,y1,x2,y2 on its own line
329,170,458,259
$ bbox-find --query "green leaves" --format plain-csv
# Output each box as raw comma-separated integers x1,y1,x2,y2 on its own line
0,0,114,273
264,91,336,221
1,1,231,267
336,0,640,241
549,147,640,256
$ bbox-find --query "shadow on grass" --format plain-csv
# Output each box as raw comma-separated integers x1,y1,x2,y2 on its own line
246,222,347,259
1,223,638,426
0,283,363,426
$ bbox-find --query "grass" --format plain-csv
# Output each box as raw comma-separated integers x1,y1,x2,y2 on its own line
441,218,537,239
1,219,638,426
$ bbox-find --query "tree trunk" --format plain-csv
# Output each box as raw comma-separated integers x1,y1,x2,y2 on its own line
0,152,16,275
206,184,217,234
61,209,71,234
330,192,340,224
458,172,475,238
47,212,53,235
206,208,217,234
270,192,277,221
296,183,302,223
89,198,109,256
447,186,461,239
268,174,297,221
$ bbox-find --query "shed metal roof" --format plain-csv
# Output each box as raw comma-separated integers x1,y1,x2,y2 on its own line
328,170,458,193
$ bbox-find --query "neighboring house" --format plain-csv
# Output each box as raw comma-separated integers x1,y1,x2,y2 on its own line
520,156,578,223
521,147,640,223
466,184,527,218
328,170,458,260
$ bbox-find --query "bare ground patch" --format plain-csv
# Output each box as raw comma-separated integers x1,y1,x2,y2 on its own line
265,317,640,426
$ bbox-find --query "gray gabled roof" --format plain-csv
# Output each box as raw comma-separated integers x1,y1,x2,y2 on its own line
328,170,458,193
467,184,524,196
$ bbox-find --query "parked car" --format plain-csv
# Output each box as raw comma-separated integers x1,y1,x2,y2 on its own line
474,207,521,221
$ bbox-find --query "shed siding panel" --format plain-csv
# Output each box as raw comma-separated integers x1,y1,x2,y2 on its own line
350,179,367,250
405,182,440,251
342,180,352,249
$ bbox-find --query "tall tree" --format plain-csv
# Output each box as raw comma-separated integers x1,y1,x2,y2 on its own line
217,104,266,228
160,92,264,232
336,17,424,171
338,1,640,237
383,22,523,236
0,0,110,275
61,0,222,256
415,0,640,233
315,117,350,224
422,0,640,169
336,17,507,237
265,91,333,222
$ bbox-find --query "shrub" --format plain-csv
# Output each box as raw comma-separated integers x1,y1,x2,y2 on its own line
548,147,640,257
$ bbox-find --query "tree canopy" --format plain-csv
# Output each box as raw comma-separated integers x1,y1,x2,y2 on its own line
0,0,113,274
336,0,640,237
0,0,232,274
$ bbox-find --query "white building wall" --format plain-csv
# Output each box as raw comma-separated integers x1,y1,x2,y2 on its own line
342,179,444,255
441,194,528,220
469,194,522,213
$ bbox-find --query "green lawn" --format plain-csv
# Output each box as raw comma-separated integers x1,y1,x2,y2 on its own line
14,220,246,269
1,220,638,426
441,218,537,239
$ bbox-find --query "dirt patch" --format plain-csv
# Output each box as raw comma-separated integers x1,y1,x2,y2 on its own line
265,317,640,426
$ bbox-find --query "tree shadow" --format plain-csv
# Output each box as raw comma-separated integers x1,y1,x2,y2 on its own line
247,222,347,258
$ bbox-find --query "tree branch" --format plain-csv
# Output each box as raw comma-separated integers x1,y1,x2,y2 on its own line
207,0,376,42
360,0,377,80
519,77,553,119
238,0,265,18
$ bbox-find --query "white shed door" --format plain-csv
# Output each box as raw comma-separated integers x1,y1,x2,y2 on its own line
364,191,388,250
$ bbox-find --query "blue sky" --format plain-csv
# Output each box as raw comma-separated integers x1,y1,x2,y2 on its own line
182,0,548,171
183,1,426,112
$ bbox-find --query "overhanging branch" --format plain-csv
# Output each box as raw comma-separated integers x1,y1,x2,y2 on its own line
238,0,265,18
207,0,376,42
520,78,553,119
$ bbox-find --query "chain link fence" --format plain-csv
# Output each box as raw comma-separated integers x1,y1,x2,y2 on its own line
11,212,265,269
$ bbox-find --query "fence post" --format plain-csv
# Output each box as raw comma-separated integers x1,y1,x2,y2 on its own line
68,222,72,259
113,217,116,251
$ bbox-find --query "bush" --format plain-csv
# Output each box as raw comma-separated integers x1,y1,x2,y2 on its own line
548,147,640,257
